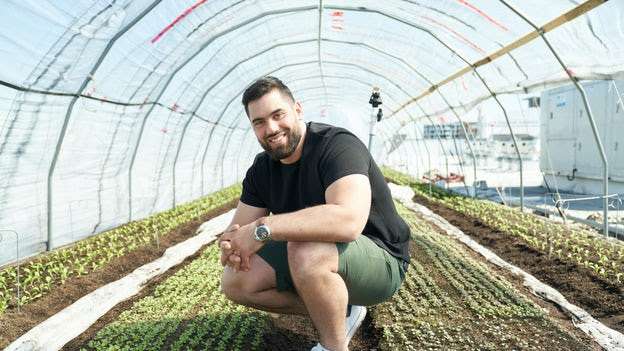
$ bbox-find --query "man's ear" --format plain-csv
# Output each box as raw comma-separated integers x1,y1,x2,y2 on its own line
294,101,303,119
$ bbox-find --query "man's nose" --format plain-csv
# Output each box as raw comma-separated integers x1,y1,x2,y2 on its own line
265,118,280,135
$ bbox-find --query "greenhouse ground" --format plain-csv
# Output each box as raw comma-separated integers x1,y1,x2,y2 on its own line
2,183,621,350
63,202,600,351
450,184,624,240
0,200,237,349
414,192,624,334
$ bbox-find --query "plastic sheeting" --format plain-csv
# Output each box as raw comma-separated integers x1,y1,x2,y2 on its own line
1,0,623,264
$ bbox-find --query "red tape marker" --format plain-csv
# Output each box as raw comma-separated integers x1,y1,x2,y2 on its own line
151,0,208,44
457,0,509,32
422,15,486,54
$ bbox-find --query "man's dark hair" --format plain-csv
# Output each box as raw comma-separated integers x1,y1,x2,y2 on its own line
242,76,295,116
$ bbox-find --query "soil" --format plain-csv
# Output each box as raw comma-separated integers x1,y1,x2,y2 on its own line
413,193,624,334
261,312,380,351
63,273,379,351
3,191,620,350
2,195,379,351
400,239,597,350
408,218,599,350
63,258,378,351
0,199,237,349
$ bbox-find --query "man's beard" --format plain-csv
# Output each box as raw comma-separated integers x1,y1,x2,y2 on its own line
260,126,302,161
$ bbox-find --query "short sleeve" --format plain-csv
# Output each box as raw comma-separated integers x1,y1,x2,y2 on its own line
240,157,267,208
319,132,370,189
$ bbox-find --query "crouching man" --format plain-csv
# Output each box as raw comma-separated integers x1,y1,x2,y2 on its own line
219,76,411,351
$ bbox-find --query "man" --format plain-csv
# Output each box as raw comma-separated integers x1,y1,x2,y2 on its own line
219,76,411,351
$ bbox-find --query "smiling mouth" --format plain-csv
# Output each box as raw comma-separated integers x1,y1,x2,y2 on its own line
267,132,285,144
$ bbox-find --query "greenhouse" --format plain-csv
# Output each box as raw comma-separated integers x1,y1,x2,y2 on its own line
1,0,623,350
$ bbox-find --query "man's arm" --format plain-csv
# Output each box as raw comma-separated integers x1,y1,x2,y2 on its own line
228,200,269,229
220,173,372,271
220,174,371,270
262,173,371,242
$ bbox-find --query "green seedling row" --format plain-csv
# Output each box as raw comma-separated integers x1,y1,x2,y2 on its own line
84,244,268,351
0,184,241,315
372,202,591,351
383,167,624,286
77,191,589,350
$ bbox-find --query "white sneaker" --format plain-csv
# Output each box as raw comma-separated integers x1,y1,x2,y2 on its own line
310,343,331,351
310,305,367,351
345,305,367,344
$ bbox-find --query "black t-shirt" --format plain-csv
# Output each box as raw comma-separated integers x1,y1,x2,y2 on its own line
241,121,411,264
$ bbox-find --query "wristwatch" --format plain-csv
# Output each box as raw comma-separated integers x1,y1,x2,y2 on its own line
253,223,271,242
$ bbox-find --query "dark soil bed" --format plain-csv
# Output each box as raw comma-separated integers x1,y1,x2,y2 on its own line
0,199,237,349
261,312,379,351
413,193,624,334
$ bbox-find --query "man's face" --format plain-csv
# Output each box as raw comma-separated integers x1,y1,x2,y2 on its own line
247,89,303,161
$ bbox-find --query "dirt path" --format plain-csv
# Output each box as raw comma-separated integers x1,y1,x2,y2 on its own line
260,313,379,351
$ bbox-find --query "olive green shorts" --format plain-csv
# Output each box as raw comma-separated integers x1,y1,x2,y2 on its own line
256,234,407,306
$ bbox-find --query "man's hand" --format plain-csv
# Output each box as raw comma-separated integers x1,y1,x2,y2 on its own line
219,240,243,269
220,222,264,272
219,224,242,270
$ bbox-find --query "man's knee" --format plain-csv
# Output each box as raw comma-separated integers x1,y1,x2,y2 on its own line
221,269,253,305
287,242,338,280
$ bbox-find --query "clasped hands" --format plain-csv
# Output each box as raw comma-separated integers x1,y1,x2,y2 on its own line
218,222,264,272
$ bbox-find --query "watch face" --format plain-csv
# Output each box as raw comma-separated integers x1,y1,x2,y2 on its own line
255,225,270,241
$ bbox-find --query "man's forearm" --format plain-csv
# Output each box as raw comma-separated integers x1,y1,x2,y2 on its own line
258,204,366,242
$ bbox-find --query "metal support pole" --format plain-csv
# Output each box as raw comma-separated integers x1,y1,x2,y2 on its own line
414,120,434,195
473,70,524,210
46,1,162,249
427,142,432,195
171,114,195,208
368,87,382,151
199,124,219,195
437,91,478,197
368,106,375,150
613,81,624,110
416,103,451,190
500,0,609,234
317,0,328,108
378,125,410,174
235,127,253,182
403,133,421,177
399,116,431,194
451,134,471,196
1,230,20,312
219,125,243,188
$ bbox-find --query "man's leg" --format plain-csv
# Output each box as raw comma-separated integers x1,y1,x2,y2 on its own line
288,241,349,351
221,253,307,315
